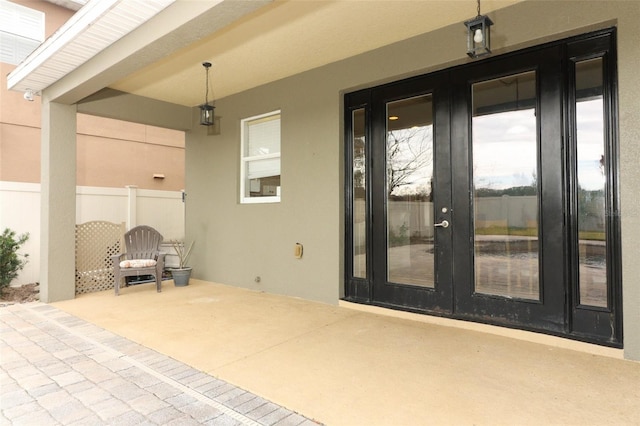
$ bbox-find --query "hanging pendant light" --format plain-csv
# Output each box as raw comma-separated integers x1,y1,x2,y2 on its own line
464,0,493,58
199,62,215,126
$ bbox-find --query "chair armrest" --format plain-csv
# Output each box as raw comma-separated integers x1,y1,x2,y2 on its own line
111,253,124,271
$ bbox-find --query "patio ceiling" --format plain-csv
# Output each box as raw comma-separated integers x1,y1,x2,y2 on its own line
9,0,523,108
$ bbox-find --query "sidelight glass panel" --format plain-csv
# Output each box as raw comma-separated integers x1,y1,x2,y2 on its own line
386,95,434,287
576,58,607,308
472,71,540,300
352,109,367,278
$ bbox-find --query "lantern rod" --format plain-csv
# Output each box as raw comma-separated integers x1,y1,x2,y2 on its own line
203,62,212,106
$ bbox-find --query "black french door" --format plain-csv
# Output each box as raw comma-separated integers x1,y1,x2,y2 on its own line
344,29,621,347
450,46,566,332
368,72,454,313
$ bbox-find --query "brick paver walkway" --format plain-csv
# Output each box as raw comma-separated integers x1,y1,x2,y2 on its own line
0,302,319,426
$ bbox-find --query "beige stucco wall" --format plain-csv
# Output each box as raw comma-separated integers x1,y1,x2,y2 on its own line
0,1,72,183
1,1,187,191
76,114,185,191
187,74,342,304
187,0,639,358
1,111,186,190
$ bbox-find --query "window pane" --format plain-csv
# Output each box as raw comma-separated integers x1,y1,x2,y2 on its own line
246,117,280,156
244,172,281,198
352,109,367,278
247,157,280,180
576,58,607,308
0,1,44,65
472,71,540,300
386,95,434,288
0,1,44,40
241,111,281,202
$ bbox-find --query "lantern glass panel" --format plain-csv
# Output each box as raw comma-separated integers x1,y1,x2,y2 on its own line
465,15,492,58
200,104,215,126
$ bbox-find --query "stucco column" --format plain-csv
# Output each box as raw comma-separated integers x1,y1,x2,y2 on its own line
619,11,640,362
40,98,77,302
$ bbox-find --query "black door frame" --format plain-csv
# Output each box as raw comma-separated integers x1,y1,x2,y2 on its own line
343,28,621,347
565,32,622,345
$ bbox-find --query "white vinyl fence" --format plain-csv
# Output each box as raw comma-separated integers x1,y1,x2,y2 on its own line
0,182,185,286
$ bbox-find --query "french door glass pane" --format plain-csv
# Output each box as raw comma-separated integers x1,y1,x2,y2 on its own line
576,58,607,308
352,109,367,278
386,95,434,287
472,71,540,300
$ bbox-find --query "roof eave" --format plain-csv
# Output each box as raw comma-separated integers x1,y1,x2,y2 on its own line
7,0,175,96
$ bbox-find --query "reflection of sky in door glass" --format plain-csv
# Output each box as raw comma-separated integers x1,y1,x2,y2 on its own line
577,99,605,191
472,101,604,191
473,109,537,190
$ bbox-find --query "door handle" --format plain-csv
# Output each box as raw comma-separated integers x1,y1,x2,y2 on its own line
434,220,449,228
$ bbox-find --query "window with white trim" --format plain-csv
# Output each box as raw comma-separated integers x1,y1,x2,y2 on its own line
0,0,44,65
240,110,281,203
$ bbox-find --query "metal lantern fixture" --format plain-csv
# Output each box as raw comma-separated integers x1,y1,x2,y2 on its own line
464,0,493,58
199,62,215,126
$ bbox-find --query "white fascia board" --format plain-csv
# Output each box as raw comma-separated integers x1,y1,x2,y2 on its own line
7,0,119,91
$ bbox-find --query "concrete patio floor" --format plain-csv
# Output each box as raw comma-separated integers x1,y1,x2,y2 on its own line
51,279,640,425
1,302,316,425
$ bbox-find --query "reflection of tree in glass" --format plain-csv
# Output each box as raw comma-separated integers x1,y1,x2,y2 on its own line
577,183,605,240
474,170,538,197
353,136,366,191
386,127,433,197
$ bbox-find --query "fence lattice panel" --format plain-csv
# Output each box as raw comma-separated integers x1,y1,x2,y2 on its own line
75,221,125,295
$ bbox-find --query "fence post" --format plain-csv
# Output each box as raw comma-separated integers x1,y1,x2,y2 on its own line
126,185,137,230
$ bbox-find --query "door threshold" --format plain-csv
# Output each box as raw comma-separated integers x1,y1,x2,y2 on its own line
339,300,624,359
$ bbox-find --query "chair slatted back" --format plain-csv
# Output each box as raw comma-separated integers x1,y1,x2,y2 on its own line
124,225,163,260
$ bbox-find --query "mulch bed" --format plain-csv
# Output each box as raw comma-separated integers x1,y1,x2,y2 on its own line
0,283,40,306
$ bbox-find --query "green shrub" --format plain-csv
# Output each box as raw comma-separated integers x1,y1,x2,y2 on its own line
0,228,30,290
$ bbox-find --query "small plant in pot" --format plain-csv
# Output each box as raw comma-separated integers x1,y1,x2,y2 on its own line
169,240,194,287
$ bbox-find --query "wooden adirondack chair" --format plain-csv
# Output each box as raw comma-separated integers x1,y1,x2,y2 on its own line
111,225,165,295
